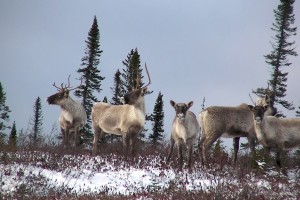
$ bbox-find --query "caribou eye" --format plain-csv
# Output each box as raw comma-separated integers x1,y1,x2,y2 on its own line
135,92,140,98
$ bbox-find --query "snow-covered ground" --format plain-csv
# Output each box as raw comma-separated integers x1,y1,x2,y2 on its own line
0,151,299,199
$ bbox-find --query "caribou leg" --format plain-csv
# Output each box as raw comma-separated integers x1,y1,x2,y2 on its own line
92,133,99,155
198,134,206,166
75,127,81,147
65,127,70,150
92,127,104,155
167,137,175,163
129,133,138,156
248,136,259,168
122,132,130,156
186,138,193,169
61,128,64,145
177,139,183,170
233,137,240,165
202,135,219,167
276,150,283,168
128,125,141,156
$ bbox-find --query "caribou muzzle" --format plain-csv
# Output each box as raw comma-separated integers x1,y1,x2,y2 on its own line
254,117,262,123
47,94,56,105
176,113,185,121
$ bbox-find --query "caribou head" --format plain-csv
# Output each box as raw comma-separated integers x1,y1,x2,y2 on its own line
47,75,82,105
248,105,269,123
170,100,194,121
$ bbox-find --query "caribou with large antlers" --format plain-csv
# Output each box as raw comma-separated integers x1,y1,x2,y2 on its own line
92,64,151,156
47,75,87,149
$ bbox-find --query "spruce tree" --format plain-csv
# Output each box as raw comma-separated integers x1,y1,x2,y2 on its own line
110,69,125,105
121,48,142,91
30,96,43,144
149,92,164,144
0,82,11,146
121,48,152,94
253,0,297,117
8,121,17,149
74,16,104,141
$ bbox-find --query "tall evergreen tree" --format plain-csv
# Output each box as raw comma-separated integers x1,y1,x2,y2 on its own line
253,0,297,117
121,48,152,94
149,92,165,144
121,48,142,92
8,121,17,149
30,97,43,144
74,16,104,140
110,69,125,105
0,82,11,146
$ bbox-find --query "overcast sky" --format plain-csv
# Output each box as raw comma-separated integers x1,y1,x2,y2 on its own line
1,1,300,147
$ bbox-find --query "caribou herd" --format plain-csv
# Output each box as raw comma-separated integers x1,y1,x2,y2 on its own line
47,64,300,170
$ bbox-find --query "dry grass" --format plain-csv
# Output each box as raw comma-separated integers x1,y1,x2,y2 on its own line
1,135,300,199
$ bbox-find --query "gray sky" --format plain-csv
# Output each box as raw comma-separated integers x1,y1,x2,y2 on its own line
1,1,300,147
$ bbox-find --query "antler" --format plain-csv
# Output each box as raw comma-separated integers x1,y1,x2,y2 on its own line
52,75,83,92
141,63,151,89
68,76,84,91
135,65,141,89
52,82,64,92
64,74,71,89
249,93,256,106
266,83,273,97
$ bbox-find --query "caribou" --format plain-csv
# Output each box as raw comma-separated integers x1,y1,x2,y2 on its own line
47,76,87,149
249,105,300,168
167,100,200,169
92,64,151,156
198,103,257,166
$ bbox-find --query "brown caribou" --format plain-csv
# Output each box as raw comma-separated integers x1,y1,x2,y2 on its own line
249,104,300,168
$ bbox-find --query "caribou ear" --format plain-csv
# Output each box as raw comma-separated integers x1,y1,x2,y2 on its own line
187,101,193,109
264,105,269,110
170,100,176,108
264,95,269,101
142,87,147,95
248,105,254,110
64,90,69,97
